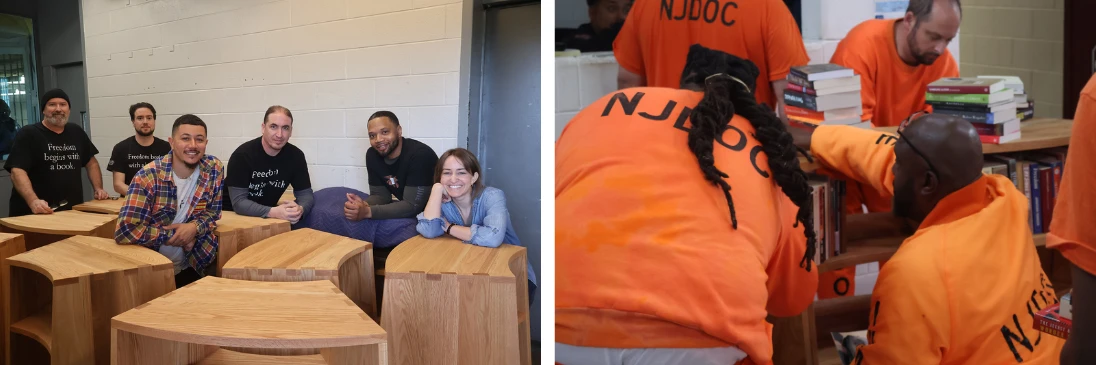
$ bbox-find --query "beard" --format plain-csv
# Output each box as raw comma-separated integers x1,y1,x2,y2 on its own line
44,113,67,127
907,26,940,66
380,137,401,158
892,178,916,220
136,128,154,137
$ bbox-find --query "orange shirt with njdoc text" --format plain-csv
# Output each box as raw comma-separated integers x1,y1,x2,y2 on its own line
829,19,959,127
556,87,818,364
1049,74,1096,275
613,0,808,107
810,126,1064,365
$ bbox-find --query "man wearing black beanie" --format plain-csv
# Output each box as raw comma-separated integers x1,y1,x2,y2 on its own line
3,88,109,216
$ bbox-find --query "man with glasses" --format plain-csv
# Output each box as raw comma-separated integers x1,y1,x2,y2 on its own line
791,114,1063,363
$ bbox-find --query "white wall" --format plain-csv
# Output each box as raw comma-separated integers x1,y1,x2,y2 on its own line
80,0,464,192
556,0,589,28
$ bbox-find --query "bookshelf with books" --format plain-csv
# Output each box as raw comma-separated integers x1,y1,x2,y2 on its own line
777,117,1075,365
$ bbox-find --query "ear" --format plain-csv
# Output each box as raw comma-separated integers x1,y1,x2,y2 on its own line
472,172,480,184
904,11,917,28
919,171,939,196
588,5,597,21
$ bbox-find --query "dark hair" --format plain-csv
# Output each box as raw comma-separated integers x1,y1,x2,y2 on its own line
263,105,293,124
128,102,157,121
679,44,817,271
368,110,400,126
434,148,487,199
906,0,962,22
172,114,207,135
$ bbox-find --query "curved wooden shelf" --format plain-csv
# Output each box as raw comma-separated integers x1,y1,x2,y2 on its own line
221,228,376,318
195,349,326,365
9,310,51,351
0,210,117,237
214,212,292,276
381,236,531,365
72,198,126,215
112,277,385,349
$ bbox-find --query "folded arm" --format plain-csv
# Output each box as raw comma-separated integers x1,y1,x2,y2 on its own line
114,174,172,250
369,185,430,220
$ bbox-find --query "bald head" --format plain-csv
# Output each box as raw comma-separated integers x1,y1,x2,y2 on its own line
904,114,983,188
891,114,983,223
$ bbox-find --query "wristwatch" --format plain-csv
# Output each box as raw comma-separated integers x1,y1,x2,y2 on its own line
446,223,454,235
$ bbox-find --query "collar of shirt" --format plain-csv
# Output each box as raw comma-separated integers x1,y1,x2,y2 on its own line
918,175,992,230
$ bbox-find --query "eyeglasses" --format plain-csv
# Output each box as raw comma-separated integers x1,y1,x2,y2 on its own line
895,110,940,178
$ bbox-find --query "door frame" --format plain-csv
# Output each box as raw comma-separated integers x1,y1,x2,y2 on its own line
1063,0,1095,118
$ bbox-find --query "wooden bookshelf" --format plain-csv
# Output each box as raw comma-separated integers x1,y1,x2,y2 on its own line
798,118,1073,172
9,310,51,351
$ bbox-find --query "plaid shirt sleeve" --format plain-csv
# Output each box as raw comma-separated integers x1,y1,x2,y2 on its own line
115,168,171,250
186,156,224,273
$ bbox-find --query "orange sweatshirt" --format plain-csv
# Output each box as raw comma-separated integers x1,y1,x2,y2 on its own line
556,87,818,364
1048,74,1096,275
613,0,808,107
829,19,959,127
811,126,1064,364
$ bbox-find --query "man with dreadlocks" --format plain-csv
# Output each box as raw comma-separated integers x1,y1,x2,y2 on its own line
555,44,817,364
791,115,1063,364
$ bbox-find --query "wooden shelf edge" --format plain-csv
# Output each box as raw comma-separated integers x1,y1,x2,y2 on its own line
10,310,51,352
195,349,327,365
820,233,1049,273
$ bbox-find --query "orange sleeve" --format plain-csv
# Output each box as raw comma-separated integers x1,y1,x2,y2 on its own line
830,39,876,123
854,256,950,364
611,0,645,76
763,1,810,82
809,126,897,197
1048,83,1096,275
766,194,819,317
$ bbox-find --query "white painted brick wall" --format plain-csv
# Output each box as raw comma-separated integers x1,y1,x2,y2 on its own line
81,0,463,192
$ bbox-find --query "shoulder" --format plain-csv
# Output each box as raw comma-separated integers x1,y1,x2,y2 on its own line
881,238,947,289
134,157,169,185
282,141,306,157
1084,73,1096,99
112,136,134,151
154,137,171,148
404,138,439,159
14,123,39,138
64,123,91,138
202,154,224,172
480,186,506,200
231,137,260,156
844,19,891,42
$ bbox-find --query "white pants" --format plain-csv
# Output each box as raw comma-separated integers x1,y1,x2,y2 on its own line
555,343,748,365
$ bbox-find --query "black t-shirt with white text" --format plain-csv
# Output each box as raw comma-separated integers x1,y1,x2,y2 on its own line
223,137,311,211
107,136,171,185
365,137,438,198
4,123,98,216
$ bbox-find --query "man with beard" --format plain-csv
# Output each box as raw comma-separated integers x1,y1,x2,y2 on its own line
222,106,313,224
613,0,806,114
4,88,109,216
108,102,171,195
830,0,961,128
558,0,631,53
790,115,1063,364
344,111,438,221
115,114,223,288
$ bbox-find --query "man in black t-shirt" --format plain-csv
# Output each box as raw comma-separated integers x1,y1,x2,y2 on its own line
223,106,313,223
108,102,171,195
344,111,438,221
4,89,109,216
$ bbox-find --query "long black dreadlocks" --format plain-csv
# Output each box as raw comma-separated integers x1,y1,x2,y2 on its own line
679,44,818,272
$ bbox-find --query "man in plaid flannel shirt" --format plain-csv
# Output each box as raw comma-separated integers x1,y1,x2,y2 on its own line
115,114,223,288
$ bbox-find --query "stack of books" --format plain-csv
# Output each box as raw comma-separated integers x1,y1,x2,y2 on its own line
979,75,1034,121
808,175,846,265
784,64,868,129
926,78,1019,144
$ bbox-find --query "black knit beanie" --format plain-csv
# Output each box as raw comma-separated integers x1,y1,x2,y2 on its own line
40,88,70,112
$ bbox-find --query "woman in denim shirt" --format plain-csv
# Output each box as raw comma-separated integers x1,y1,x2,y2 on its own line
416,148,538,298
